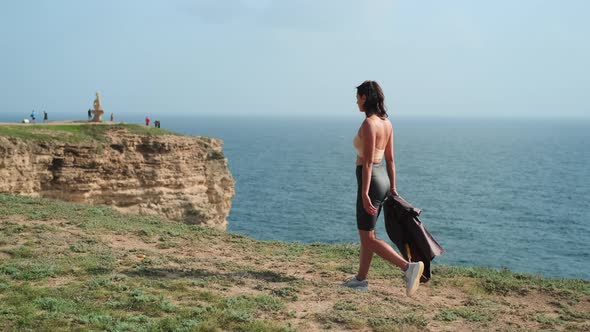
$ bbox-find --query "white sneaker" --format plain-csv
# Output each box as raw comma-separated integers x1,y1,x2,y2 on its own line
343,276,369,291
404,262,424,297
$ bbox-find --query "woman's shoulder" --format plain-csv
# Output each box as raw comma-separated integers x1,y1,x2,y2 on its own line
363,116,390,126
384,117,393,129
360,118,382,136
360,117,377,130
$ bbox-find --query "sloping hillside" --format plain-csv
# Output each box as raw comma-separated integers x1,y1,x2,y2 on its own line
0,194,588,331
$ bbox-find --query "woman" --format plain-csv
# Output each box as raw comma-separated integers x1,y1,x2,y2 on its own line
343,80,424,297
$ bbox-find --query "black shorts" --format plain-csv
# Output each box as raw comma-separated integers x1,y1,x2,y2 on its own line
356,164,389,231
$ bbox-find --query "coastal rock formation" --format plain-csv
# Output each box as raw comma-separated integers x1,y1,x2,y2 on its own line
0,126,235,230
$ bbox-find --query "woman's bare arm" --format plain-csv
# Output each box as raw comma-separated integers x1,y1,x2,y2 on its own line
360,119,378,215
384,123,397,194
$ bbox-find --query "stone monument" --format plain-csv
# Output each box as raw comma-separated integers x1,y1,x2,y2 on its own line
91,92,104,122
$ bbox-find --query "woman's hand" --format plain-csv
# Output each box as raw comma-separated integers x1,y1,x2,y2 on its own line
390,188,399,196
362,194,378,215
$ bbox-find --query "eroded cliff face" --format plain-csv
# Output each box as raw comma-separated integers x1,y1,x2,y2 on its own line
0,127,235,230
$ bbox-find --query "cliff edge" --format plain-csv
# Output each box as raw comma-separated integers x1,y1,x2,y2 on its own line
0,123,235,230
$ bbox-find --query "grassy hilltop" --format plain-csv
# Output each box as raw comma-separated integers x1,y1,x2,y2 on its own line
0,194,588,331
0,123,180,143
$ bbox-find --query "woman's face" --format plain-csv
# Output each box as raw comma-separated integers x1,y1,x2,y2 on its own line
356,93,366,112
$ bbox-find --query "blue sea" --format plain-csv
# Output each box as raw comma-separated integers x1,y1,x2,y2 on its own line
2,114,589,279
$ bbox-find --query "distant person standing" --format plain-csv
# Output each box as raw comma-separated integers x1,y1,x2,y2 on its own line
43,111,48,122
88,109,92,119
145,116,150,126
110,113,114,122
30,110,36,123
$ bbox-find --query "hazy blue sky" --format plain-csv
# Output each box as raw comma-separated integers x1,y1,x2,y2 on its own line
1,0,588,119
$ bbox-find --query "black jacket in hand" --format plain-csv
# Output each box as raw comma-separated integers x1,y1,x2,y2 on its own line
383,194,445,282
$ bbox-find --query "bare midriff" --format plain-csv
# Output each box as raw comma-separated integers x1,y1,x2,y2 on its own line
356,155,383,166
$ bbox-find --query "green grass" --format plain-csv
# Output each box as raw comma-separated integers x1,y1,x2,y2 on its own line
433,265,589,298
0,194,297,331
434,307,493,322
0,123,181,143
0,193,589,331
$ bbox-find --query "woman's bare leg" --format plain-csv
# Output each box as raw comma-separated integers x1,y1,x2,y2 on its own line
357,229,408,279
357,239,374,280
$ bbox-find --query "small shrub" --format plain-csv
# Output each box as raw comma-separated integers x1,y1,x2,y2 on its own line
207,151,225,160
159,299,177,313
434,309,458,321
0,262,56,280
271,286,299,301
8,245,35,258
401,313,428,327
333,300,357,311
70,242,90,253
34,296,77,317
85,276,112,290
252,294,284,312
536,313,561,325
452,307,492,322
155,241,178,249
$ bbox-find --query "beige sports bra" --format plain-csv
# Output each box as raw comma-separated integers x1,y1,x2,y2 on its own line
353,134,385,162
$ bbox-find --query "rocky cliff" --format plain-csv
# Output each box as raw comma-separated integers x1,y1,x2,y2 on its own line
0,124,235,230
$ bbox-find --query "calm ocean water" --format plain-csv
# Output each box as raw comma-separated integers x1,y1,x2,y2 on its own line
2,114,589,279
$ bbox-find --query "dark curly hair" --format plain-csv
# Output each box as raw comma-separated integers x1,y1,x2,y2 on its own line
356,80,388,118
